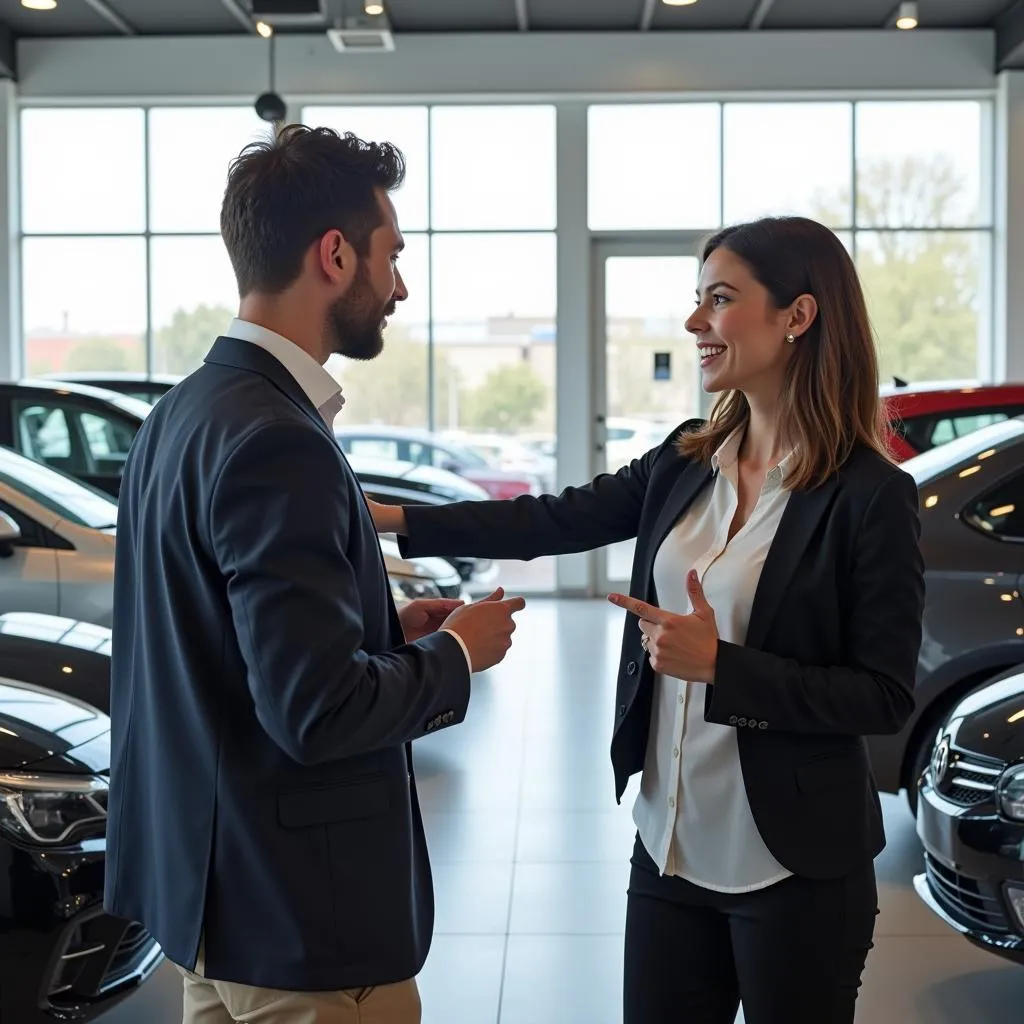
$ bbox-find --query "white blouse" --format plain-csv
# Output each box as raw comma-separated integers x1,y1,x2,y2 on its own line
632,429,794,893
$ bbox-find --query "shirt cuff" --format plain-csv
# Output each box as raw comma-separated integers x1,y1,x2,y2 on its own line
441,628,473,677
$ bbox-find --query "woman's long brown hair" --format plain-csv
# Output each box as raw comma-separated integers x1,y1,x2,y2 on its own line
678,216,890,490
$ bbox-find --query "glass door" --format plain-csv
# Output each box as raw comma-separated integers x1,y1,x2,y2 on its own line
593,240,703,593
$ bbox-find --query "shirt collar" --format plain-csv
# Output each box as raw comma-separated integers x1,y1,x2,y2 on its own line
711,426,796,489
227,318,345,426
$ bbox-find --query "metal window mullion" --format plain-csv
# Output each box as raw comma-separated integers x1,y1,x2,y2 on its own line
143,107,154,376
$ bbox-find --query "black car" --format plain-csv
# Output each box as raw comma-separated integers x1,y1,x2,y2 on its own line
914,665,1024,965
0,612,161,1021
347,454,495,583
0,381,150,498
865,417,1024,810
39,373,181,407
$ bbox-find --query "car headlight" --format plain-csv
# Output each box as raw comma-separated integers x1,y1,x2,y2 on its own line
0,772,108,846
996,764,1024,821
389,574,442,605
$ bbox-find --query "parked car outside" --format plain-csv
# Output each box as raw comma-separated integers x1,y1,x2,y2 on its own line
914,665,1024,966
335,425,541,500
0,445,462,627
442,431,556,493
865,417,1024,812
882,380,1024,462
38,373,182,407
0,380,152,498
0,668,162,1021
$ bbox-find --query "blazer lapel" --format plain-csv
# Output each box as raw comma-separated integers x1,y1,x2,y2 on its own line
204,336,335,443
744,477,839,650
643,460,714,597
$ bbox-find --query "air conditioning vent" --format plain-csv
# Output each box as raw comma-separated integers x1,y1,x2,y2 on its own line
327,28,395,53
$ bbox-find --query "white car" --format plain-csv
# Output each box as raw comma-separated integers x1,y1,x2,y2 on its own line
0,446,461,627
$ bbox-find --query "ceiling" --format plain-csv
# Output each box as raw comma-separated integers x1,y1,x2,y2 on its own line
2,0,1024,68
0,0,1015,37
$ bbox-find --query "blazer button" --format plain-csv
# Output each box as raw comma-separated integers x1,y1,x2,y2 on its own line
748,720,757,729
738,717,747,727
618,704,627,717
759,721,768,729
626,661,638,676
728,715,738,726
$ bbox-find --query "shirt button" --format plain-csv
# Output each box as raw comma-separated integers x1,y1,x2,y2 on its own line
668,797,676,808
673,747,680,758
678,694,684,704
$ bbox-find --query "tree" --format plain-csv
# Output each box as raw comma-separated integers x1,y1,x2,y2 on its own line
461,361,546,431
156,304,235,375
813,155,979,382
65,337,145,373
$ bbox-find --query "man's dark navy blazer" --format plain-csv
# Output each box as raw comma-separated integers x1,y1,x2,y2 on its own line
104,336,471,991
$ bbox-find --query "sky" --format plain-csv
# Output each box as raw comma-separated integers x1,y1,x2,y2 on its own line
19,99,985,337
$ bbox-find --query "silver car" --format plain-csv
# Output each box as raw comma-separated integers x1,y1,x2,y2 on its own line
0,446,461,627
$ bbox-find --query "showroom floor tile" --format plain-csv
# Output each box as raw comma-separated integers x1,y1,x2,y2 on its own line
98,599,1024,1024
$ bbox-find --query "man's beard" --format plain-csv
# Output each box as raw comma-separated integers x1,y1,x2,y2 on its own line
327,264,394,361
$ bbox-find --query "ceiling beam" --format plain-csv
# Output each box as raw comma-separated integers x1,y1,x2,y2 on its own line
997,0,1024,70
748,0,776,30
83,0,136,35
639,0,657,32
514,0,529,32
220,0,258,33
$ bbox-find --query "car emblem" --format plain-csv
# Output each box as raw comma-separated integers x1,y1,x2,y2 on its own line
931,736,951,785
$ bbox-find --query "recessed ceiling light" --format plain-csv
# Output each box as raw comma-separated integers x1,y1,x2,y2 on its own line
662,0,700,6
256,20,273,38
21,0,58,10
364,0,384,15
895,1,918,30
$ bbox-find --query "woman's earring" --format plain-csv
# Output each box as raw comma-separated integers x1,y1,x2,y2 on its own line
785,332,796,344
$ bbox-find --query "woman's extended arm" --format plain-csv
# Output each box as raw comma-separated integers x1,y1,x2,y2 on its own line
366,425,691,562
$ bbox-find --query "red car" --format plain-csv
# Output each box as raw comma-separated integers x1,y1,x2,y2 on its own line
883,379,1024,462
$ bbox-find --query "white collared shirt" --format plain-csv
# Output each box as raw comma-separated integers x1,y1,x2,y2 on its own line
227,318,347,428
225,318,472,675
632,428,794,892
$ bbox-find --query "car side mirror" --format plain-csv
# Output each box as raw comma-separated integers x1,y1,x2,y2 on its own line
0,512,22,558
441,459,461,473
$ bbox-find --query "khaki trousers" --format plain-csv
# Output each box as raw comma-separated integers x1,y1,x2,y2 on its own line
174,964,421,1024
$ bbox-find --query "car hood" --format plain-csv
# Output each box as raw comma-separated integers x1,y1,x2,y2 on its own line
0,679,110,773
947,669,1024,762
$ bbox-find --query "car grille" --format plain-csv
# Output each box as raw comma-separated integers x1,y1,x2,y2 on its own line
935,750,1002,807
47,910,158,1005
924,853,1011,934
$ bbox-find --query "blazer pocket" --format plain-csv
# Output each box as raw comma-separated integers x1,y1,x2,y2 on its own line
278,774,390,829
794,754,865,795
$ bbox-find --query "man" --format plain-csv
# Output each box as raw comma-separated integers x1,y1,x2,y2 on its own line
104,125,525,1024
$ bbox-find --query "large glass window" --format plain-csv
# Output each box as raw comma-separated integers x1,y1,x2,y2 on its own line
20,106,267,381
588,98,993,384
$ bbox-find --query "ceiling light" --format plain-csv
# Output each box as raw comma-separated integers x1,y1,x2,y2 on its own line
895,1,918,30
256,20,273,38
21,0,58,10
364,0,384,15
662,0,700,6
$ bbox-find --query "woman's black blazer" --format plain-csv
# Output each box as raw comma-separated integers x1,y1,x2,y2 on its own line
398,420,925,880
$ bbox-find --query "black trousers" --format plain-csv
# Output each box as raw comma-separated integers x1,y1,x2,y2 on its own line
624,835,878,1024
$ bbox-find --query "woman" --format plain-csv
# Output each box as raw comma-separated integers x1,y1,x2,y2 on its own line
368,216,924,1024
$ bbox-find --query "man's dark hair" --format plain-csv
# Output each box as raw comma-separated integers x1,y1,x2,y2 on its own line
220,124,406,297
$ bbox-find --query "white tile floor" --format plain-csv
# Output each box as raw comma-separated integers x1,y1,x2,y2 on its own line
100,599,1024,1024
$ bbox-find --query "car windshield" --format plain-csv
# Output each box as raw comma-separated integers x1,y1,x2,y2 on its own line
900,416,1024,485
0,448,118,529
